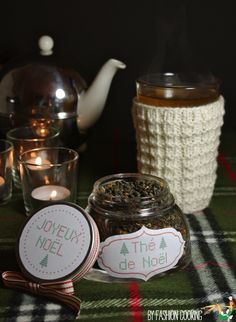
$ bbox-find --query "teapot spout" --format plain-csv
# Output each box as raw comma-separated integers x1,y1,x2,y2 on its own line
77,59,126,131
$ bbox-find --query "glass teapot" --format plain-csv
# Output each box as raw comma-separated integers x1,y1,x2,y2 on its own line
0,36,126,147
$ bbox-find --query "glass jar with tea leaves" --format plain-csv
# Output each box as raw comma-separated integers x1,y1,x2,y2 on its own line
86,173,191,282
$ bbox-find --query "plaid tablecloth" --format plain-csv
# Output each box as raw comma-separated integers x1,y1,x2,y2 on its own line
0,130,236,322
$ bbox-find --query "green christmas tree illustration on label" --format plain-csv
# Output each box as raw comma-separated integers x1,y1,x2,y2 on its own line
98,226,185,281
159,237,167,249
120,243,129,256
39,254,49,268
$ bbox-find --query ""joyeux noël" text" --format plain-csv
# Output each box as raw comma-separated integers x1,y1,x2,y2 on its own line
35,219,82,257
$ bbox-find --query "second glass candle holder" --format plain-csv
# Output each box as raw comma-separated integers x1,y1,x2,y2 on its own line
19,147,79,215
7,126,60,189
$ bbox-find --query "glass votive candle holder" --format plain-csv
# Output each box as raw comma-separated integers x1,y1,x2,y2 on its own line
0,139,13,204
6,126,60,189
18,147,79,215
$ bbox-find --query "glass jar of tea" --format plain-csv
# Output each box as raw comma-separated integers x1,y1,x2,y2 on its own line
86,173,191,282
136,72,220,107
132,73,224,214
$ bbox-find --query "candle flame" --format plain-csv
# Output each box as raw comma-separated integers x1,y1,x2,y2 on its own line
35,157,42,165
44,176,50,185
50,190,57,200
40,128,46,135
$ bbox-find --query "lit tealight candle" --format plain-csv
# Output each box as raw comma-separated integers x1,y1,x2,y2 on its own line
27,157,51,170
31,185,71,201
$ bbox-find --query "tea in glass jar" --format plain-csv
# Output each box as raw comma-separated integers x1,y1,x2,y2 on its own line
86,173,191,282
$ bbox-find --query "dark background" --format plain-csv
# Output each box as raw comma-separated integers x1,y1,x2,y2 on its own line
0,0,235,170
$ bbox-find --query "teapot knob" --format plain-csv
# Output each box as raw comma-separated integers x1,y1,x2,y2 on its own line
38,35,54,56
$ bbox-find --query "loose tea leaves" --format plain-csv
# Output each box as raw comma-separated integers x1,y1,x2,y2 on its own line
98,179,165,203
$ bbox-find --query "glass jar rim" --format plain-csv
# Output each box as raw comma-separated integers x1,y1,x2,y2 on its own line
18,146,79,167
6,126,60,142
137,72,220,89
90,172,175,216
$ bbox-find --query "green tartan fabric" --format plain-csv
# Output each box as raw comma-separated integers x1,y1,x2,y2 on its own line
0,131,236,322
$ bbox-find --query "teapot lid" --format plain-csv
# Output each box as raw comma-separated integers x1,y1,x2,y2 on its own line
0,36,87,122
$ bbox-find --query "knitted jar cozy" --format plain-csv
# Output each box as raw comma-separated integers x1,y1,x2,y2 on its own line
132,96,225,213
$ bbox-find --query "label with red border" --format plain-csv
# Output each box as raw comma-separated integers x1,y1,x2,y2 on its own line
18,203,92,282
97,226,185,281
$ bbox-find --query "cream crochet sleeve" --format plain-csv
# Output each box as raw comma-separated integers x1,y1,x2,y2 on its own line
132,96,225,213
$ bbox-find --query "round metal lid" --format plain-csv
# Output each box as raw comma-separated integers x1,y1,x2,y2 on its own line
17,202,100,283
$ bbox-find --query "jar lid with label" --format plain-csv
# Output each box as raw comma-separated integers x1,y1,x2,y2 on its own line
17,202,100,283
